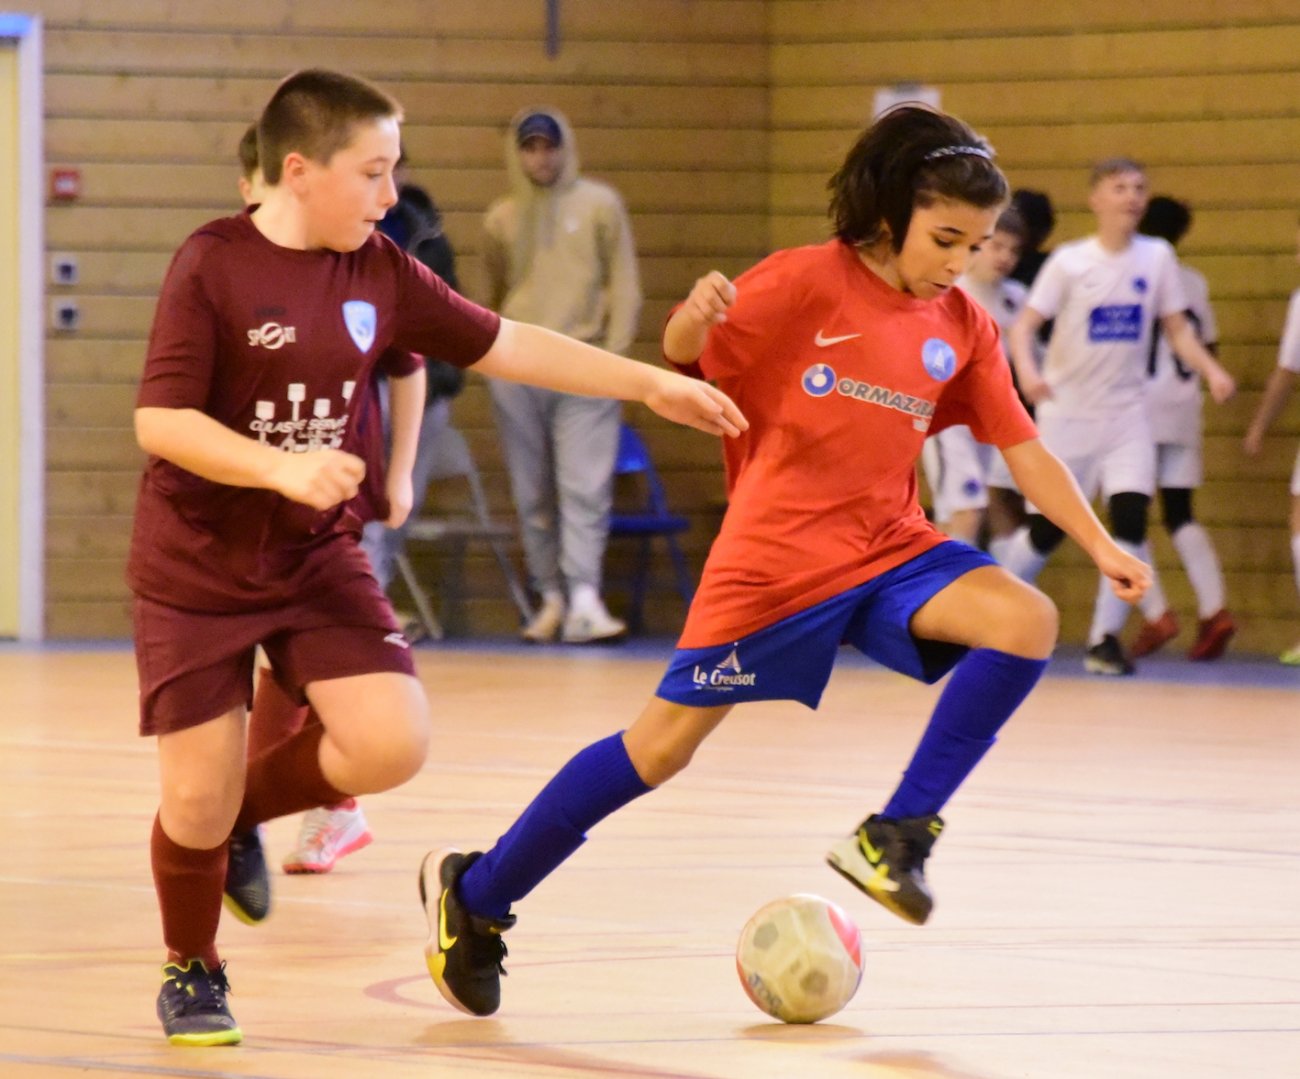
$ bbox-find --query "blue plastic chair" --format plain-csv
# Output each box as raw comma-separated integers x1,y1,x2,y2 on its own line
608,424,695,632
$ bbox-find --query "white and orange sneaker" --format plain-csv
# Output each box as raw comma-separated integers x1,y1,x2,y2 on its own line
282,800,373,874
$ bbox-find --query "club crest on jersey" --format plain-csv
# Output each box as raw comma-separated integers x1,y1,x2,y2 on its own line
921,338,956,381
1132,276,1148,294
802,363,837,397
342,300,377,353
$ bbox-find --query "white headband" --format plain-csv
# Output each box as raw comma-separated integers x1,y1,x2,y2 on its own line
924,145,993,162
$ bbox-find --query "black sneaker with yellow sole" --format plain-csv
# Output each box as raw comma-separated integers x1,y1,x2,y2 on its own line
825,813,943,925
156,958,242,1046
418,847,516,1016
224,826,271,925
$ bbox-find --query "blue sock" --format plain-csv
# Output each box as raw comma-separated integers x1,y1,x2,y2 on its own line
458,732,652,918
883,649,1047,819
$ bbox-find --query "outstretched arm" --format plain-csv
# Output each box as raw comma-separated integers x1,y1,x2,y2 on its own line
473,318,747,438
1002,438,1150,602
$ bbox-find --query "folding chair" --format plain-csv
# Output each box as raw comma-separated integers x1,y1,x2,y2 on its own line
607,423,694,633
394,424,532,638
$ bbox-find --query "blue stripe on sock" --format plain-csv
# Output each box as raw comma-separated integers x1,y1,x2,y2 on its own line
883,649,1047,819
457,732,652,919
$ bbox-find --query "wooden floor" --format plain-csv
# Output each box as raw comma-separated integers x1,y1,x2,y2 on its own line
1,642,1298,1079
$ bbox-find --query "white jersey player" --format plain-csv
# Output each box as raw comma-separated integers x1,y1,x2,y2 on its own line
1001,159,1235,676
1135,195,1235,661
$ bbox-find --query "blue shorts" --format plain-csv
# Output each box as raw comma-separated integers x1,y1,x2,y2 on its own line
656,541,993,710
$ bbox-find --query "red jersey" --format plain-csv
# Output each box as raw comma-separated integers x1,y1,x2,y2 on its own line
129,210,500,612
674,240,1037,647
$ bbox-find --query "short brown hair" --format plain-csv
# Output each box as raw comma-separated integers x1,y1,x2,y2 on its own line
992,206,1028,244
257,69,402,185
1089,157,1145,188
237,123,259,181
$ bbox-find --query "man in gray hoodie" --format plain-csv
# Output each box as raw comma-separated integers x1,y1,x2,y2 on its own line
483,108,643,643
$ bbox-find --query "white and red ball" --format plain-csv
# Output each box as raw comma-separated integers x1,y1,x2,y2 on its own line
735,893,863,1023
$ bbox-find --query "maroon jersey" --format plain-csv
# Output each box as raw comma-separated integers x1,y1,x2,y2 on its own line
128,210,500,612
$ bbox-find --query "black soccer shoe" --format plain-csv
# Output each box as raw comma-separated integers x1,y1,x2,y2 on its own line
826,813,944,925
224,826,271,925
156,958,242,1046
419,847,516,1017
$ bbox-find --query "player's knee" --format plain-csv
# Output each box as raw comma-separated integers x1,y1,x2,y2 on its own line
977,582,1057,657
1160,488,1193,533
1017,587,1060,653
1027,514,1065,555
1108,491,1150,545
162,778,241,847
369,713,431,788
629,735,696,787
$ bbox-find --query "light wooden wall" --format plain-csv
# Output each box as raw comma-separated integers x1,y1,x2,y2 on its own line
34,0,769,637
769,0,1300,653
31,0,1300,651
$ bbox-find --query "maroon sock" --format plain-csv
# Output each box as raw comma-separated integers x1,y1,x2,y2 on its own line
245,667,310,760
151,813,223,969
234,723,348,833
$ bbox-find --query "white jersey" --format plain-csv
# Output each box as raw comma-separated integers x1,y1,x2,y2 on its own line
1147,263,1217,445
1278,289,1300,375
957,273,1029,337
1028,235,1187,418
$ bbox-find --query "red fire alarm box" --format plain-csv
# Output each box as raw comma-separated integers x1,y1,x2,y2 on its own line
50,168,81,201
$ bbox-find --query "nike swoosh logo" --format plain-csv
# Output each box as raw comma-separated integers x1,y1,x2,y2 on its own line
814,330,862,347
438,889,458,951
861,834,885,865
869,864,901,893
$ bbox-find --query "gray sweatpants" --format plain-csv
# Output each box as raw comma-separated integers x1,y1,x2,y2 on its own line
488,380,621,595
361,396,453,590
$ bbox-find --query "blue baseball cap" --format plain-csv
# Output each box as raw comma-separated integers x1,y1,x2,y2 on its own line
516,112,562,147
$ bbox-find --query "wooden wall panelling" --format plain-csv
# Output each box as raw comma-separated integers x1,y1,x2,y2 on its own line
768,2,1300,653
34,0,768,638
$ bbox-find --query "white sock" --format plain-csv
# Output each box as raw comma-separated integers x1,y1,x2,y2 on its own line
987,533,1015,565
1133,541,1169,622
998,526,1048,583
1172,522,1226,619
1089,540,1156,643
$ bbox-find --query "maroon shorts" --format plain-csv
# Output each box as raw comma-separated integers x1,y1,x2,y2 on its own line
133,573,416,736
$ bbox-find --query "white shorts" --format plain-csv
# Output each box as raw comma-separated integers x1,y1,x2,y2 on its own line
1291,444,1300,497
921,425,988,521
985,448,1018,492
1029,407,1155,511
1154,440,1203,489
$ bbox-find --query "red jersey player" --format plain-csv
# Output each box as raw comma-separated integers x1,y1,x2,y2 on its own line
418,104,1151,1019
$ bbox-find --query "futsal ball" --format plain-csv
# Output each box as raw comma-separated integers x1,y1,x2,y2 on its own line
735,893,863,1023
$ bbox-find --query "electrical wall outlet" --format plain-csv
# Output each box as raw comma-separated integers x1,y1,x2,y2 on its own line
51,299,80,332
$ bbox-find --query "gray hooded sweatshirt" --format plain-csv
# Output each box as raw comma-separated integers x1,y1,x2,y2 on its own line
482,107,642,355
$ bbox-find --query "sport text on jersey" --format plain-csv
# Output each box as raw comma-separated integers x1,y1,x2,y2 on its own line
247,322,297,349
801,363,936,432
